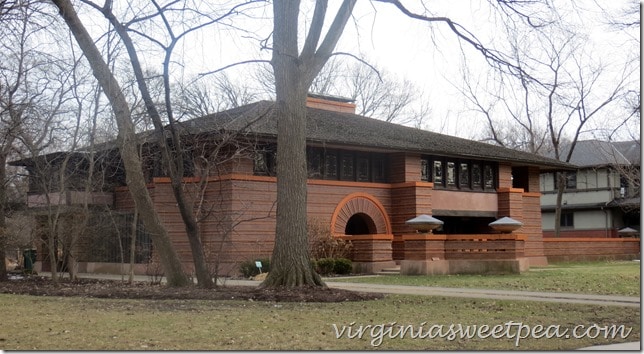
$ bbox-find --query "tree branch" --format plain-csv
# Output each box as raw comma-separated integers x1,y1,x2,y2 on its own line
374,0,538,82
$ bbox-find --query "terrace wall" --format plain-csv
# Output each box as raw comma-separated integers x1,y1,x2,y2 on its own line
543,237,640,262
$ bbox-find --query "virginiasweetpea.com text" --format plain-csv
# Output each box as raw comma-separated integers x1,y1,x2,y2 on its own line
331,321,633,347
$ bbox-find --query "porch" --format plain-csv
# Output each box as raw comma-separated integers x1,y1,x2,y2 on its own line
339,232,529,275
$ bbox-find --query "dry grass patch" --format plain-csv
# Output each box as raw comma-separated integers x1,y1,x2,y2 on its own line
0,293,638,350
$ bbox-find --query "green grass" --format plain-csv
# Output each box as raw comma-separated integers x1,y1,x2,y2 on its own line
0,293,639,350
333,261,641,296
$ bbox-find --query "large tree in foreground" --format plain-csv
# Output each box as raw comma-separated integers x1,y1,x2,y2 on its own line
261,0,358,287
263,0,559,288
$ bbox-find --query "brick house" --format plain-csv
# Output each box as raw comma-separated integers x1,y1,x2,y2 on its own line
14,95,578,276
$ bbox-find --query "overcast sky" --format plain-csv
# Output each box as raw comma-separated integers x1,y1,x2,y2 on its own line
166,1,639,142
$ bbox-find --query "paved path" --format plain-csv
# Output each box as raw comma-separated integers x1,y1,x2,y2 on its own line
217,278,641,308
45,272,639,307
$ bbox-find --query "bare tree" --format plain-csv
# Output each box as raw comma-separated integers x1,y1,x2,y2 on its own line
177,72,262,120
455,4,637,236
263,0,563,287
311,58,432,126
261,0,357,287
0,2,67,281
85,0,268,288
51,0,191,287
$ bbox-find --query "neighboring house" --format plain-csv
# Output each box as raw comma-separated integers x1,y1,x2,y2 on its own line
12,95,574,275
540,139,641,238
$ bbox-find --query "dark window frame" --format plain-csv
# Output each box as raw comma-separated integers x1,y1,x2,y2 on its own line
324,150,339,180
421,155,497,192
339,151,355,181
356,153,371,182
560,211,574,228
253,146,389,183
554,171,577,190
459,162,470,189
253,146,277,176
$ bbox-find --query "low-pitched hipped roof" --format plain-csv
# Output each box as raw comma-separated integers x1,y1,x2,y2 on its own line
11,100,574,171
182,101,572,171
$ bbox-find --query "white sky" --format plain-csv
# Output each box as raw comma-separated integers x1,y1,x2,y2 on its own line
135,1,640,142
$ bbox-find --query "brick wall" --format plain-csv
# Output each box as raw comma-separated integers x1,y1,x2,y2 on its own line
389,152,421,183
543,238,640,262
543,229,619,238
390,182,433,234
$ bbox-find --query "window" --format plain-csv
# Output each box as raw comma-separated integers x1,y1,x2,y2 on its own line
253,149,276,176
340,152,354,181
300,147,388,183
459,163,469,188
560,212,574,228
324,152,338,180
472,163,482,188
433,160,443,184
620,175,630,197
446,161,456,187
356,155,370,182
372,157,387,183
554,171,577,190
566,172,577,189
421,156,496,191
421,159,430,182
307,148,323,179
484,165,494,189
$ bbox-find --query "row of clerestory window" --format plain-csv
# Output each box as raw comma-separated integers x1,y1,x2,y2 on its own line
421,156,497,191
254,147,497,189
253,145,388,183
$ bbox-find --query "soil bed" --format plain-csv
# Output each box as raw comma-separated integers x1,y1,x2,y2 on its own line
0,275,383,302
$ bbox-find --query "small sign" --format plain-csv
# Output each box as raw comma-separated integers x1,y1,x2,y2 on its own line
255,261,263,269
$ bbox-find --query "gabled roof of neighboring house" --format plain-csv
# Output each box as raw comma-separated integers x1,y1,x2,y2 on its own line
180,100,572,171
560,140,638,168
612,140,641,165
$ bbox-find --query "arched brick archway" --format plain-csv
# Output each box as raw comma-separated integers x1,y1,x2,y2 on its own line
330,193,392,235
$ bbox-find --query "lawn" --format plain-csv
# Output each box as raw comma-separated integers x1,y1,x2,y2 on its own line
332,261,641,296
0,293,639,350
0,260,639,350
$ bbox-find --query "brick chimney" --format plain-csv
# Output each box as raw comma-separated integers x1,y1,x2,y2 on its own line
306,93,356,114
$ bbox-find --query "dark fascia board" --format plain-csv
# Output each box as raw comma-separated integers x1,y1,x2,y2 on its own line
541,202,623,212
8,151,90,168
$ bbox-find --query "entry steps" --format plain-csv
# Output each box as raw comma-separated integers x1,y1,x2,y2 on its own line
375,265,401,275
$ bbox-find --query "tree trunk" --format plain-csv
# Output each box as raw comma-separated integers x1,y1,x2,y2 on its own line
261,1,323,288
0,235,6,281
262,0,356,287
129,207,138,284
100,8,213,288
174,190,213,287
51,0,190,287
261,89,324,288
0,154,7,281
47,229,58,284
553,172,566,237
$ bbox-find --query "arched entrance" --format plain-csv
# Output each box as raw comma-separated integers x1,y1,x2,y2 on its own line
330,193,395,273
345,213,377,235
330,193,391,236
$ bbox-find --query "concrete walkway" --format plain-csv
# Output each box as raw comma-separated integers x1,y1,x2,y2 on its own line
37,272,641,350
